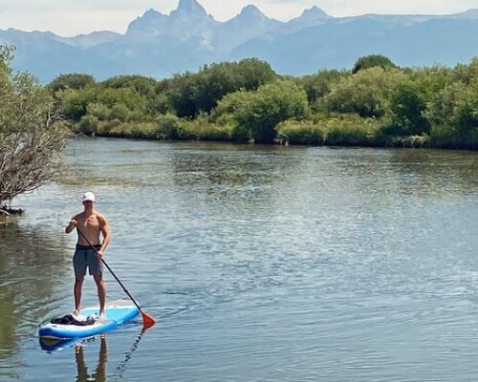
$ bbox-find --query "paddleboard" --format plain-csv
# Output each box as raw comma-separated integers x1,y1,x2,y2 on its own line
39,299,139,340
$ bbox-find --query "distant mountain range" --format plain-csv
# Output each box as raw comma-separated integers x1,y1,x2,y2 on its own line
1,0,478,82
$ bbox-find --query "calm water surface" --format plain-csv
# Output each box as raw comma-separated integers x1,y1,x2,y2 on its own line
1,138,478,381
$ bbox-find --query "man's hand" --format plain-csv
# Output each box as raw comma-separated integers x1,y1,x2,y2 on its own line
95,250,104,259
65,219,78,234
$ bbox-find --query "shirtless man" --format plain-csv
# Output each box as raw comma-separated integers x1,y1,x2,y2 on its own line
65,192,110,319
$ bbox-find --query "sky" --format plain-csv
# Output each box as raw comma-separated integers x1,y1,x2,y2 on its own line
0,0,478,36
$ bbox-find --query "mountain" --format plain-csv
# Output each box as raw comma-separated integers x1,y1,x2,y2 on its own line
230,17,478,75
1,1,478,82
53,31,121,49
0,29,124,80
218,5,282,52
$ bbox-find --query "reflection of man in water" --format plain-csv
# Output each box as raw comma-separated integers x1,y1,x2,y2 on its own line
75,335,107,382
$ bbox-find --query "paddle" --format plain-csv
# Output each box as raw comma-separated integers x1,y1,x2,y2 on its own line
76,228,156,328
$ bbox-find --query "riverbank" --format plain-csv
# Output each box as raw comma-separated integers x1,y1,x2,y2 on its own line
75,116,478,151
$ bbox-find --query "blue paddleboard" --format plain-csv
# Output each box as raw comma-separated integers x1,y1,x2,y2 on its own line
39,299,139,339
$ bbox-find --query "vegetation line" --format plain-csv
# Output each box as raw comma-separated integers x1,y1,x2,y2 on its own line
46,53,478,149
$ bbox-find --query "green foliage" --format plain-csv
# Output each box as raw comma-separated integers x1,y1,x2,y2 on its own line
426,80,478,146
78,114,99,135
49,73,95,93
101,75,157,97
454,57,478,85
164,58,276,118
325,115,379,146
37,52,478,149
165,73,198,118
298,69,348,105
87,103,110,121
216,80,310,143
155,114,181,139
57,87,97,121
0,44,68,207
386,82,431,135
277,120,327,145
178,115,234,141
352,54,398,74
324,67,408,118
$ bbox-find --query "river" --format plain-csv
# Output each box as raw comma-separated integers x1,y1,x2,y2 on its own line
1,138,478,381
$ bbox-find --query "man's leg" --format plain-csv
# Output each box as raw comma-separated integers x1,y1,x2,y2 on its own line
74,276,84,312
94,275,106,316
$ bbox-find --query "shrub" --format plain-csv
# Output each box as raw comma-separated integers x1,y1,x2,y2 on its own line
276,120,326,145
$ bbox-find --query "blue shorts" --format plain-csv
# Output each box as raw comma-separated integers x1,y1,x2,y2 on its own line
73,244,103,276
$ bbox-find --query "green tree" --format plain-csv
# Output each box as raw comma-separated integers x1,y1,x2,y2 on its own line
165,73,198,118
57,87,97,121
49,73,95,93
324,67,408,118
101,75,157,97
166,58,276,117
426,80,478,146
298,69,348,105
215,80,310,143
0,45,68,210
387,82,431,135
352,54,398,74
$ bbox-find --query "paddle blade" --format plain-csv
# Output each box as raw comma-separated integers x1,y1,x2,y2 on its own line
140,310,156,328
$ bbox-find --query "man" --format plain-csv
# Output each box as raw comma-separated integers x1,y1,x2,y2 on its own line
66,192,110,320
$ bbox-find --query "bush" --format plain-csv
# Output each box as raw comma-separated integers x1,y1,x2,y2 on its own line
276,120,326,145
215,80,310,143
325,116,379,146
0,45,69,208
178,115,234,141
155,114,181,139
78,115,99,135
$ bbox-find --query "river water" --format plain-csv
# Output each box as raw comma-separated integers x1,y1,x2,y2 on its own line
1,138,478,381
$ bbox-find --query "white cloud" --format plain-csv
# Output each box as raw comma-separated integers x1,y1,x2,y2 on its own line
315,0,478,16
0,0,477,36
0,10,142,36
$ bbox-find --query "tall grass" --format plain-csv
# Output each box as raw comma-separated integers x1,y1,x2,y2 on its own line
276,120,326,145
278,115,380,146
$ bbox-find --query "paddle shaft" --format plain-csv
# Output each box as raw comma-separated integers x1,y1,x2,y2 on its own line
76,228,143,312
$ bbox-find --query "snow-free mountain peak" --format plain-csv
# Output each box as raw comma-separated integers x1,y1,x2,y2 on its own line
239,5,267,20
172,0,209,18
126,8,167,35
300,6,330,20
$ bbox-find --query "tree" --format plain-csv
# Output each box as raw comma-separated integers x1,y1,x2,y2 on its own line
352,54,398,74
298,69,348,105
0,45,68,210
165,73,198,118
324,67,408,118
387,82,431,135
215,80,310,143
165,59,276,117
49,73,95,93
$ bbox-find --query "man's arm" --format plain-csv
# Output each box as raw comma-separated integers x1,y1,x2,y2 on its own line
65,215,78,234
97,214,111,257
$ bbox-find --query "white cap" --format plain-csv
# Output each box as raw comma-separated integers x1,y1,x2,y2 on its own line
82,191,96,203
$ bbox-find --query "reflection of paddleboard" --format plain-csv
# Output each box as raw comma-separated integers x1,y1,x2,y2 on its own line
39,336,86,352
39,300,139,340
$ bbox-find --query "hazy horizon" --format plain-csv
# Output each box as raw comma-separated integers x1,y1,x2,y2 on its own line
0,0,477,37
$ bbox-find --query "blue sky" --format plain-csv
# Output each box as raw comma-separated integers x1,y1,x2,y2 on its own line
1,0,477,36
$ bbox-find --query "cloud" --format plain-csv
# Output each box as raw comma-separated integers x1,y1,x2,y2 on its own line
0,10,142,36
317,0,478,16
1,0,477,36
